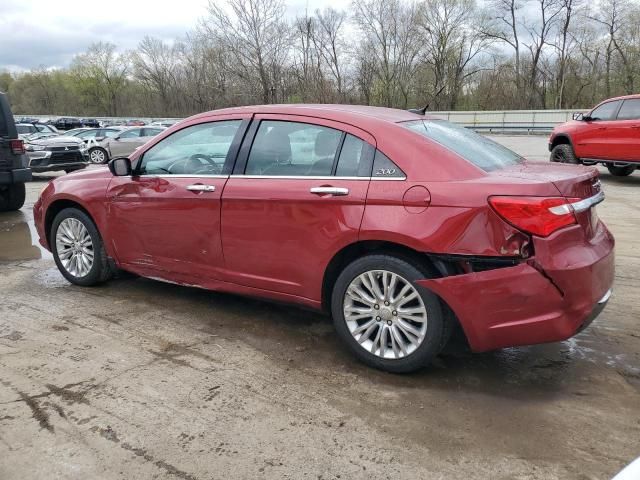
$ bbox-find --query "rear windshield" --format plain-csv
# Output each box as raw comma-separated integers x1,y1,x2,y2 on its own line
401,119,524,172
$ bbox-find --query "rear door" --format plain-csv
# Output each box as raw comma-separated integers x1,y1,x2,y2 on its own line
574,100,621,159
220,114,375,301
611,98,640,161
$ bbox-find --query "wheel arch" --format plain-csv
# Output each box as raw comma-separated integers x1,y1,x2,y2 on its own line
45,198,96,248
551,134,574,149
321,240,456,313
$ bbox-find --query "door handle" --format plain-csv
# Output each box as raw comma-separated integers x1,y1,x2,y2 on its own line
186,184,216,192
310,187,349,196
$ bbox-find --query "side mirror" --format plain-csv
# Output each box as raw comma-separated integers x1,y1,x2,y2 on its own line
572,112,584,121
108,157,132,176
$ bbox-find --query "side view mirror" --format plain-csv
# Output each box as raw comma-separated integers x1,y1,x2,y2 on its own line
572,112,584,121
108,157,132,176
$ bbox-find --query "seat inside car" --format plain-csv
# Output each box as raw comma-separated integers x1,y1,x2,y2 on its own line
248,128,294,175
308,130,340,175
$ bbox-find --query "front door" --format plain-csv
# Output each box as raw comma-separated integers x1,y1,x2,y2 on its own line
574,100,621,159
610,98,640,161
105,117,249,282
220,115,375,302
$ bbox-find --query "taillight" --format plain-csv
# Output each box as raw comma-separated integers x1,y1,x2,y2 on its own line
10,139,25,155
489,196,580,237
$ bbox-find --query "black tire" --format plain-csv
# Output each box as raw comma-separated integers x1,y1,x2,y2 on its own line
606,164,635,176
50,208,114,286
550,144,579,164
88,147,108,164
331,254,450,373
0,183,26,212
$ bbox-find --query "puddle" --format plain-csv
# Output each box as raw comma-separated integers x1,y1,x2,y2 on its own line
0,210,51,261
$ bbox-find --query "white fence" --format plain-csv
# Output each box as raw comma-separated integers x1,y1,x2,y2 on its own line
17,109,587,134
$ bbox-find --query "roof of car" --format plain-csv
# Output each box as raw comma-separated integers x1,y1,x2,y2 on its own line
598,94,640,103
190,104,431,125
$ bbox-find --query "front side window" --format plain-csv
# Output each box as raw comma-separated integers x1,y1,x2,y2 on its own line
590,101,621,121
119,129,142,139
245,121,342,176
142,128,164,137
402,119,523,172
616,99,640,120
77,130,98,139
139,120,241,176
103,129,120,138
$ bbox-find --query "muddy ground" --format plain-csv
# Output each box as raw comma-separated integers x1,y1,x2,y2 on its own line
0,136,638,480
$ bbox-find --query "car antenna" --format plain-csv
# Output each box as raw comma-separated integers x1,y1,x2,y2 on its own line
408,85,446,115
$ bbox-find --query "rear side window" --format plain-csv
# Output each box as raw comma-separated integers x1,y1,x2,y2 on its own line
373,150,405,178
245,121,342,176
402,119,523,172
590,101,621,120
616,99,640,120
335,134,374,177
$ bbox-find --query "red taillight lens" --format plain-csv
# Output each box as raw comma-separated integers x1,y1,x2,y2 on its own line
10,139,25,155
489,196,579,237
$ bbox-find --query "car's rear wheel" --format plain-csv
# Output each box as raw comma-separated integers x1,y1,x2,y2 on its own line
0,183,26,212
606,164,635,176
550,144,578,164
51,208,114,286
89,147,108,164
331,254,449,373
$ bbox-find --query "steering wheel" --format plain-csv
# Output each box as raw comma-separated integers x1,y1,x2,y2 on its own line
166,154,222,175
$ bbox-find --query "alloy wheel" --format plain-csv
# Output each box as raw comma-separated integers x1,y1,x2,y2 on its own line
55,218,94,277
89,149,106,164
343,270,428,359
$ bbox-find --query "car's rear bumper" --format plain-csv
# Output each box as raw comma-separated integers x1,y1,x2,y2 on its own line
418,223,615,352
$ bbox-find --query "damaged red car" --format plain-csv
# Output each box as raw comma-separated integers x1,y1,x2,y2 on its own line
34,105,614,372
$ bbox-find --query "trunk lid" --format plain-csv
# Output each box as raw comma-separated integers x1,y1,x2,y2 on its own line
489,161,603,239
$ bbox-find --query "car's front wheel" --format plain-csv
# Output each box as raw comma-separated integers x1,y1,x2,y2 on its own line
607,164,636,176
88,147,108,164
550,144,578,164
331,254,449,373
51,208,114,286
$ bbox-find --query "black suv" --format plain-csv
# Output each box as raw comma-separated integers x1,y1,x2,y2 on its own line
53,117,83,131
0,92,31,211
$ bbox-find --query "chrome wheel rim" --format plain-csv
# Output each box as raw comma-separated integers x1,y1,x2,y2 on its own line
90,149,105,163
55,218,94,278
343,270,428,359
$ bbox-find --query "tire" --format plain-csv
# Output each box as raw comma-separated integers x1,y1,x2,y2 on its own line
88,147,108,164
331,254,450,373
606,164,635,176
50,207,114,286
0,183,26,212
550,144,579,164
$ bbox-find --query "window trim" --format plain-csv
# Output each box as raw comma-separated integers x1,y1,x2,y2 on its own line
133,118,249,177
615,98,640,121
233,119,382,179
590,100,623,121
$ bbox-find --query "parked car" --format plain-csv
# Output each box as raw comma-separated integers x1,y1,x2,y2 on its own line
125,119,146,126
0,93,31,211
86,126,164,164
52,117,83,131
550,94,640,176
33,105,614,372
24,133,88,173
16,123,39,138
81,118,100,128
149,120,179,127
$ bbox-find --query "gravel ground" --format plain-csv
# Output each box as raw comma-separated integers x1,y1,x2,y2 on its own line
0,136,638,480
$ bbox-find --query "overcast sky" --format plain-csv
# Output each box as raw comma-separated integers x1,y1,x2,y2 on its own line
1,0,341,72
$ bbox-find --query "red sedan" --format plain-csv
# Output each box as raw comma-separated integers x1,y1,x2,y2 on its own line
34,105,614,372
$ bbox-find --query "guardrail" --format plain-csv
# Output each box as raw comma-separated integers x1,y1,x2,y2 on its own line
16,109,587,134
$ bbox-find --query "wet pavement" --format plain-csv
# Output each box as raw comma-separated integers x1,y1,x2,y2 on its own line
1,141,639,479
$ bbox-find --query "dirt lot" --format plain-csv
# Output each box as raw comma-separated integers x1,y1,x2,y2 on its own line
1,136,638,480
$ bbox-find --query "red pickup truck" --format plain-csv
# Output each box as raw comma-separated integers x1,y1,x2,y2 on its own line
549,94,640,176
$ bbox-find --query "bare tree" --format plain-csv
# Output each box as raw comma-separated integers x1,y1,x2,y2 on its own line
202,0,290,104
